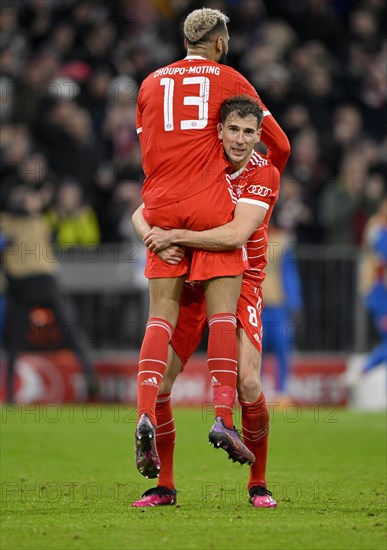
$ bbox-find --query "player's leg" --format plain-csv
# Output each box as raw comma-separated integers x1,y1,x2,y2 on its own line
271,306,291,394
137,275,186,423
135,275,185,479
133,346,182,507
202,275,255,465
236,286,276,508
262,305,283,393
363,339,387,373
155,346,181,488
237,329,276,508
203,275,241,427
363,285,387,373
154,281,209,489
134,284,208,506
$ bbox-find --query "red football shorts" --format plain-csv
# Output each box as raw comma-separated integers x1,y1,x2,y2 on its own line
144,248,191,279
236,282,264,356
171,281,264,367
144,247,245,280
171,283,207,366
143,180,245,280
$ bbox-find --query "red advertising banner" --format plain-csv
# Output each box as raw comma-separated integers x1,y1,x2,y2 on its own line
0,351,348,405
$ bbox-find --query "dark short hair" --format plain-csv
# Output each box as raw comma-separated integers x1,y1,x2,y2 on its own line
220,95,264,128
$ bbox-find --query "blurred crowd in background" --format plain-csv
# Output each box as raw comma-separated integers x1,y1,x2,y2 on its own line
0,0,386,246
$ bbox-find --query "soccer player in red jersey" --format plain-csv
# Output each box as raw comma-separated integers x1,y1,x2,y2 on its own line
135,8,290,479
132,95,284,508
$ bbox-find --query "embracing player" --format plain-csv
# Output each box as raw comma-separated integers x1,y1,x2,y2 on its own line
134,7,290,480
133,95,283,508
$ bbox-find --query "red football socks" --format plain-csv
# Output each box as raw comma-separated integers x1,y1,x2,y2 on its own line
207,313,238,429
239,392,270,490
155,393,175,491
137,318,174,426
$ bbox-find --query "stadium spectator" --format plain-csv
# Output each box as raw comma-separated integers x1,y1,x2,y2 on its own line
281,104,312,143
262,223,303,395
17,49,62,129
39,100,104,202
0,152,98,402
45,177,101,249
110,180,143,242
0,124,32,184
319,154,370,245
274,172,313,239
79,65,113,133
0,232,6,348
329,104,364,172
46,21,77,61
102,76,139,166
358,195,387,373
285,128,330,243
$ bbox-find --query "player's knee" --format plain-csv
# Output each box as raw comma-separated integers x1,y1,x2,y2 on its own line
148,306,179,327
237,374,261,402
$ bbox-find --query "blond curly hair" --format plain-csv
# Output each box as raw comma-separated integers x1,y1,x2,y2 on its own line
183,8,230,45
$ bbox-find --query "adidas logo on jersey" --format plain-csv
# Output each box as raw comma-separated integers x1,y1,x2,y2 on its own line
253,333,261,344
211,376,221,386
141,376,159,387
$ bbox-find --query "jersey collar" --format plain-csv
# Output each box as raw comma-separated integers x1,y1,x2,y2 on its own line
230,162,249,179
184,55,208,60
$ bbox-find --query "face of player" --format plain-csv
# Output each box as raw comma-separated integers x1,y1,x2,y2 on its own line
217,113,262,170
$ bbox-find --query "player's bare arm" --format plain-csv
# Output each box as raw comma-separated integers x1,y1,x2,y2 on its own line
144,200,267,252
132,203,150,240
132,203,185,265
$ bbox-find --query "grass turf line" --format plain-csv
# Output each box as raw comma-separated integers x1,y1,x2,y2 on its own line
0,404,386,550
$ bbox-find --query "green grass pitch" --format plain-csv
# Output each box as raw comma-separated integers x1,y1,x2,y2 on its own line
1,403,386,550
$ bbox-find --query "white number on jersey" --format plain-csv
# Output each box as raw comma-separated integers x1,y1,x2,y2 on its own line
247,305,258,328
160,77,210,132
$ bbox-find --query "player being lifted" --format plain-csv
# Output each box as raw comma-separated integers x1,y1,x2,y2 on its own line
132,95,283,508
134,7,290,480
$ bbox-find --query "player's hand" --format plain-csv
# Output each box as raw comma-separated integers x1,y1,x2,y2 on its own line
144,227,174,251
157,245,185,265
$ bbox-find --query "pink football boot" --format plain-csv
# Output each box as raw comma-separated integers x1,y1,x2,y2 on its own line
133,487,177,507
249,486,277,508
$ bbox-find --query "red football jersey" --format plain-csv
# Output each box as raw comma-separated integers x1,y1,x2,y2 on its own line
230,151,280,287
137,55,270,209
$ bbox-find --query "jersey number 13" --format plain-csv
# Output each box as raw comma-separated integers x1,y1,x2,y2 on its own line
160,77,210,131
